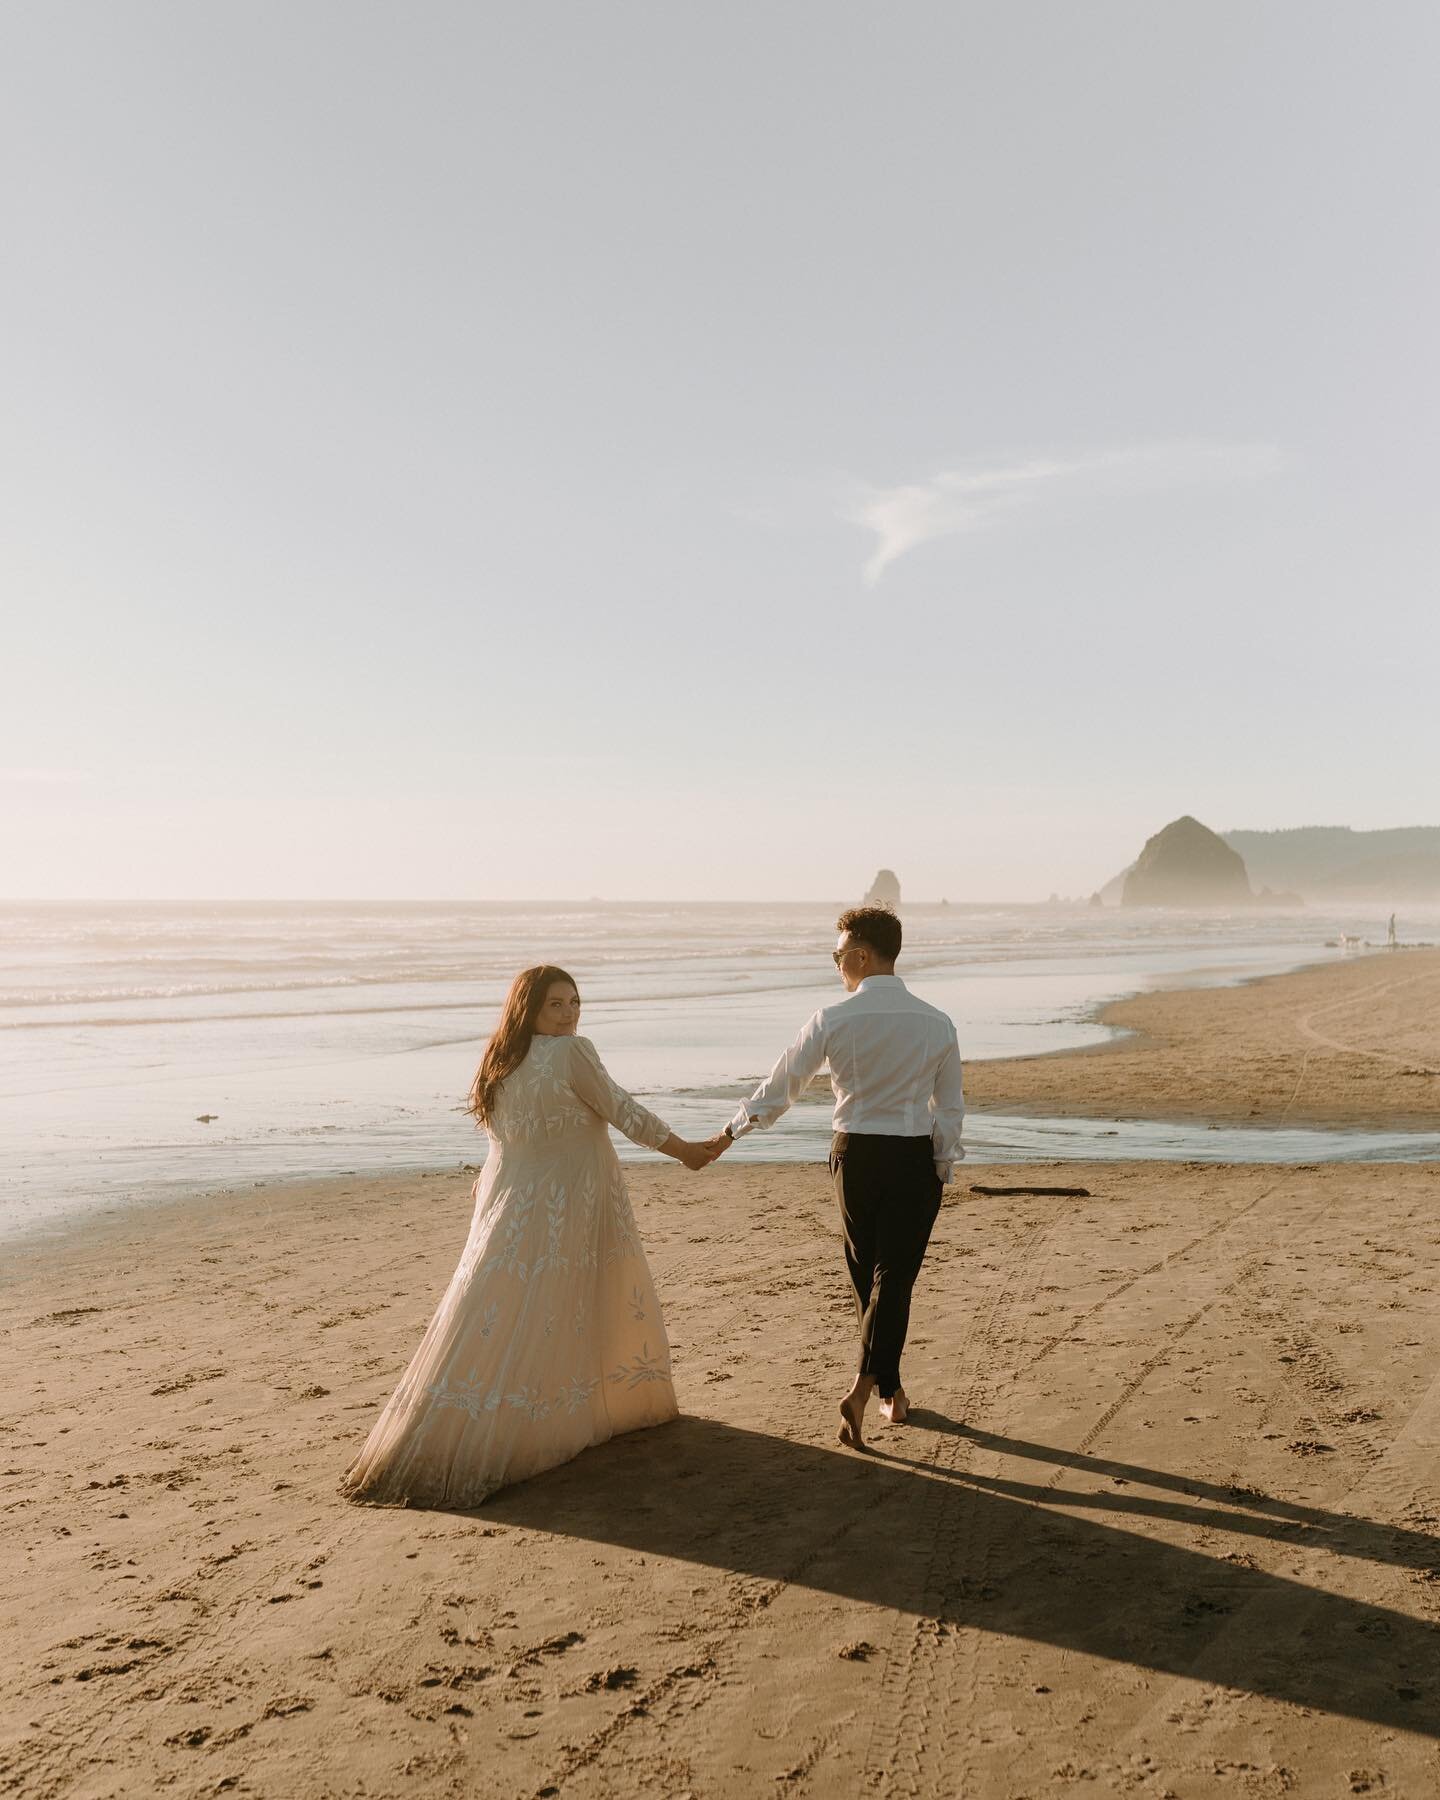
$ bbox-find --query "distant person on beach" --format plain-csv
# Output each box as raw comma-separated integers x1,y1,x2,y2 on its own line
710,906,965,1451
1388,913,1398,949
342,965,719,1508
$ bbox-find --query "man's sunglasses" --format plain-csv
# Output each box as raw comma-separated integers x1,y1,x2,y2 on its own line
832,945,865,967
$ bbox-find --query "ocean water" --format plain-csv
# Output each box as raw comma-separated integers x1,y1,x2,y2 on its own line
3,900,1437,1241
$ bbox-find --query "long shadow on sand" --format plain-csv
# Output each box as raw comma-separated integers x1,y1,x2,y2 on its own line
482,1413,1440,1738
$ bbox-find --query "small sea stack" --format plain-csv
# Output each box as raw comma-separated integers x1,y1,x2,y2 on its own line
862,868,901,908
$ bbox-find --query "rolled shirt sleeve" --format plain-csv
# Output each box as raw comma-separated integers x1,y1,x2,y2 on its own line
564,1035,673,1152
726,1011,829,1139
929,1030,966,1181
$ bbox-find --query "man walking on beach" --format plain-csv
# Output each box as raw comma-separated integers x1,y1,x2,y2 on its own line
711,906,964,1450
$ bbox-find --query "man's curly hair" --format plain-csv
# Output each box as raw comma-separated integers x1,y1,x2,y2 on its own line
836,904,901,963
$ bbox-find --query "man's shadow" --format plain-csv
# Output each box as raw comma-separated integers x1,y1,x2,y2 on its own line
478,1412,1440,1738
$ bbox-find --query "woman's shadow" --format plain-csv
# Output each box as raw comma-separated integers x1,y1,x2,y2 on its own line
476,1411,1440,1738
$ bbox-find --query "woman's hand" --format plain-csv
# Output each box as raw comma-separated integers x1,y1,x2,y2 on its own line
658,1132,724,1171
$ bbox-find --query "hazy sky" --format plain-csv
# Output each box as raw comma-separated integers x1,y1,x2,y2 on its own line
3,3,1437,901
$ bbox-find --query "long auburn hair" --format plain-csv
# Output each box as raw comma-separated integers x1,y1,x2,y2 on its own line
467,964,578,1127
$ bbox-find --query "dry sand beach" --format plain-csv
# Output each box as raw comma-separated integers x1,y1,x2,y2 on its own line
4,953,1440,1799
967,947,1440,1131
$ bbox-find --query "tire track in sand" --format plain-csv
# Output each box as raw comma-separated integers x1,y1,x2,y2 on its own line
863,1173,1358,1797
1290,965,1440,1074
861,1201,1072,1796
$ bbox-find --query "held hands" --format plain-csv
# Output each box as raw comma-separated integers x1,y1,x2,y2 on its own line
676,1131,734,1172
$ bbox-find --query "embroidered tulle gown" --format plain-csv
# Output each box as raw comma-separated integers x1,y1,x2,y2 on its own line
342,1033,679,1507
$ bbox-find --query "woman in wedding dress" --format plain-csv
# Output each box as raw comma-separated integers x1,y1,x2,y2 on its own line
342,964,717,1508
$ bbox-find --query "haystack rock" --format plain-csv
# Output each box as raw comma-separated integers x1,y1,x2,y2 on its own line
1122,816,1253,907
862,868,901,908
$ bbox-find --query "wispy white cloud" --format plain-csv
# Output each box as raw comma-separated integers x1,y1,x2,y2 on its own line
0,768,93,784
844,441,1285,583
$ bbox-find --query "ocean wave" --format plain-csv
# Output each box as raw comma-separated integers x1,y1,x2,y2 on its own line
0,974,371,1007
0,959,867,1028
0,995,496,1031
670,1079,833,1102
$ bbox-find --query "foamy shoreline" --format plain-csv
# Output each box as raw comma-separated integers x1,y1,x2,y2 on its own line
8,947,1438,1250
9,902,1418,1235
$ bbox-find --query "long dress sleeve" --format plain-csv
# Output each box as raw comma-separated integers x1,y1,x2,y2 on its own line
562,1035,674,1152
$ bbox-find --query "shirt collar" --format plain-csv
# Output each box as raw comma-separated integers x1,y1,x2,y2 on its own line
855,974,906,992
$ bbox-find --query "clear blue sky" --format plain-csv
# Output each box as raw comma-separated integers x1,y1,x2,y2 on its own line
3,3,1436,899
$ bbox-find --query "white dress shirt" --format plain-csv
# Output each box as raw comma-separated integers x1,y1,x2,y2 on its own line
727,975,965,1180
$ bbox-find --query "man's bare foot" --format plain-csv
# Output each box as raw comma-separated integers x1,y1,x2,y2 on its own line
879,1387,910,1424
838,1394,867,1450
837,1377,874,1451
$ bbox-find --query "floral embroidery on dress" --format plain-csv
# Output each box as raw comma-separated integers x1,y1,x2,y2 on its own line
561,1376,600,1413
544,1185,569,1272
427,1371,500,1419
504,1385,552,1422
608,1342,671,1388
604,1212,640,1266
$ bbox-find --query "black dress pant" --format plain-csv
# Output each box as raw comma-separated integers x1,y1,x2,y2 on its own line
828,1131,943,1399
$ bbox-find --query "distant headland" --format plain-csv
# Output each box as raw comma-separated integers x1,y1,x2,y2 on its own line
1097,820,1440,907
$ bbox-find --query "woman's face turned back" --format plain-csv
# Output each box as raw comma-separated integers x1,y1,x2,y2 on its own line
532,981,581,1037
